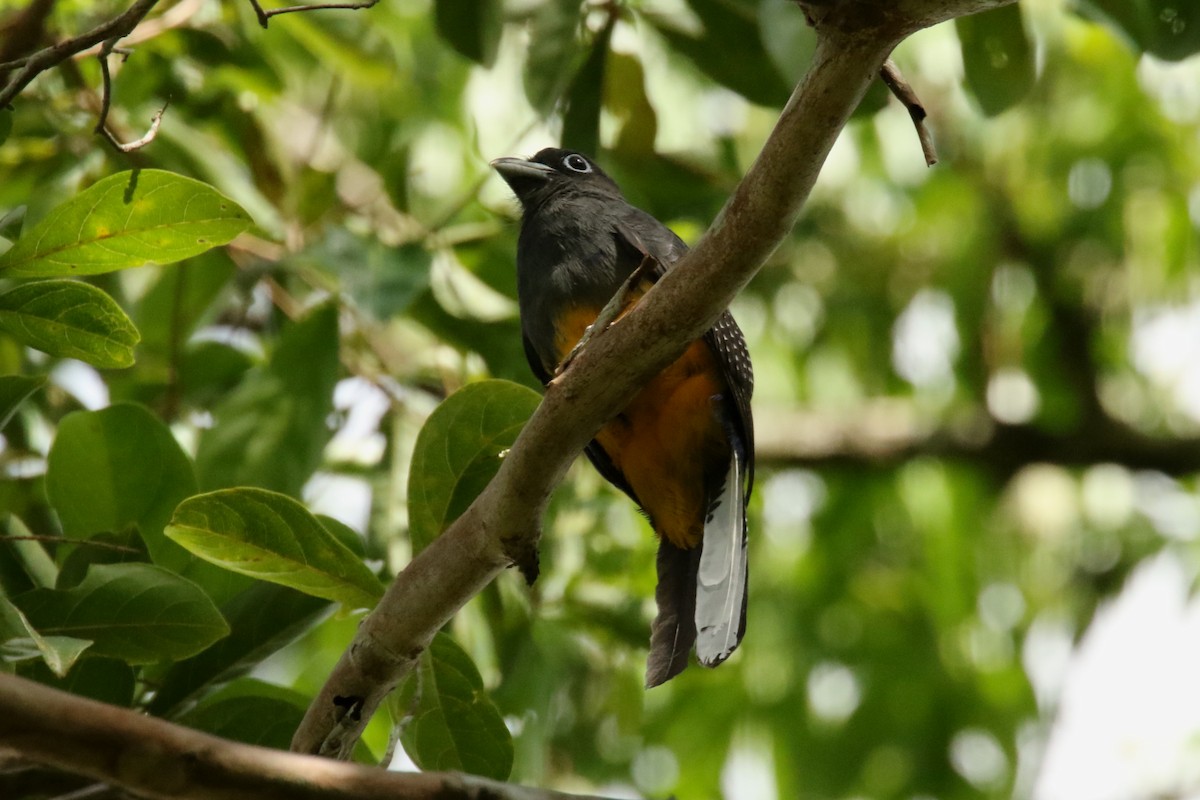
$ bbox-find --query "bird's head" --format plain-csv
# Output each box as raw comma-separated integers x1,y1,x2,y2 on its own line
491,148,622,213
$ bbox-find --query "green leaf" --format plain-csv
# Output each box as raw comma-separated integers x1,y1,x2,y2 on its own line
133,250,236,361
605,53,658,155
435,0,503,67
407,380,541,553
175,678,310,748
523,0,585,113
20,656,135,706
194,302,338,496
149,581,331,714
0,206,24,241
956,4,1036,116
0,109,11,148
46,404,188,546
0,280,140,368
2,515,57,589
409,292,534,387
398,632,514,780
757,0,817,84
561,14,614,157
301,232,431,321
0,170,252,278
1077,0,1200,61
0,373,44,430
12,563,229,664
0,596,92,677
165,488,385,609
649,0,791,107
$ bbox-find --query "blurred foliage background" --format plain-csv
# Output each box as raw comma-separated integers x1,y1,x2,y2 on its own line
2,0,1200,798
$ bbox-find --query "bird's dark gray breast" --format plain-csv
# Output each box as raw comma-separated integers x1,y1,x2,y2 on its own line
516,193,631,371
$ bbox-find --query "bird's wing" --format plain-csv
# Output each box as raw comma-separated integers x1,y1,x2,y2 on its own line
613,205,754,674
522,326,641,506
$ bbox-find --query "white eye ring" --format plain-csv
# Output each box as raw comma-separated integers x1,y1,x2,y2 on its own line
562,154,592,173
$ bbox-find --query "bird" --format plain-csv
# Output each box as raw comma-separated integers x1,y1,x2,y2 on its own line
492,148,755,687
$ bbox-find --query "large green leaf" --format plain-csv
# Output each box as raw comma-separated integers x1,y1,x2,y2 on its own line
1077,0,1200,60
523,0,585,113
133,250,236,362
649,0,791,107
407,380,541,553
397,632,514,780
20,656,135,706
0,280,139,368
300,232,431,322
46,404,195,542
1,515,57,590
44,404,247,602
194,302,338,496
149,581,331,714
175,678,310,748
0,373,44,430
165,488,384,609
956,4,1036,116
12,563,229,664
561,14,614,157
0,595,92,677
0,170,252,278
435,0,503,67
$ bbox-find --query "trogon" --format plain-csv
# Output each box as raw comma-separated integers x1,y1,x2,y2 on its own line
492,148,754,687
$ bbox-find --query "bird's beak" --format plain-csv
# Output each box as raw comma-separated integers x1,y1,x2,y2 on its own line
491,157,554,182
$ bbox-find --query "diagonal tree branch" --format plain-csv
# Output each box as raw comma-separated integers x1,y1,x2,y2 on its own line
0,0,160,109
292,0,1019,760
0,673,618,800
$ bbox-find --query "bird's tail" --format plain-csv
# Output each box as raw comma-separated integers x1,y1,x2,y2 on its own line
646,539,700,688
695,430,749,668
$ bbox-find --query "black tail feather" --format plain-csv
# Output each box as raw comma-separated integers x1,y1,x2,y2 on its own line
646,538,701,687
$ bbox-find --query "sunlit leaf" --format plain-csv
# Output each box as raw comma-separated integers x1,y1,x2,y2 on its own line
12,563,229,664
397,632,514,780
0,595,91,677
0,170,252,277
165,488,384,609
0,280,140,368
407,380,541,553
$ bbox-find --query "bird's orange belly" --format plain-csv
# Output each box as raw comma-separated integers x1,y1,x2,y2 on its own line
553,305,729,549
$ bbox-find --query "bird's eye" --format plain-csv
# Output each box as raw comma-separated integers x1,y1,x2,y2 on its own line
562,154,592,173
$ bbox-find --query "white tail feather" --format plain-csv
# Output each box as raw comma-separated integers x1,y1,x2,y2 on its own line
695,448,746,666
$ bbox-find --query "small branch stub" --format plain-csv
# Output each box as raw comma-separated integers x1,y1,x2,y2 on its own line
880,58,938,166
247,0,380,28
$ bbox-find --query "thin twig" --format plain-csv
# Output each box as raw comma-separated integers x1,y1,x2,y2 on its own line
92,40,118,135
247,0,379,29
0,0,161,108
3,536,141,555
98,101,167,152
93,38,167,152
880,58,937,166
